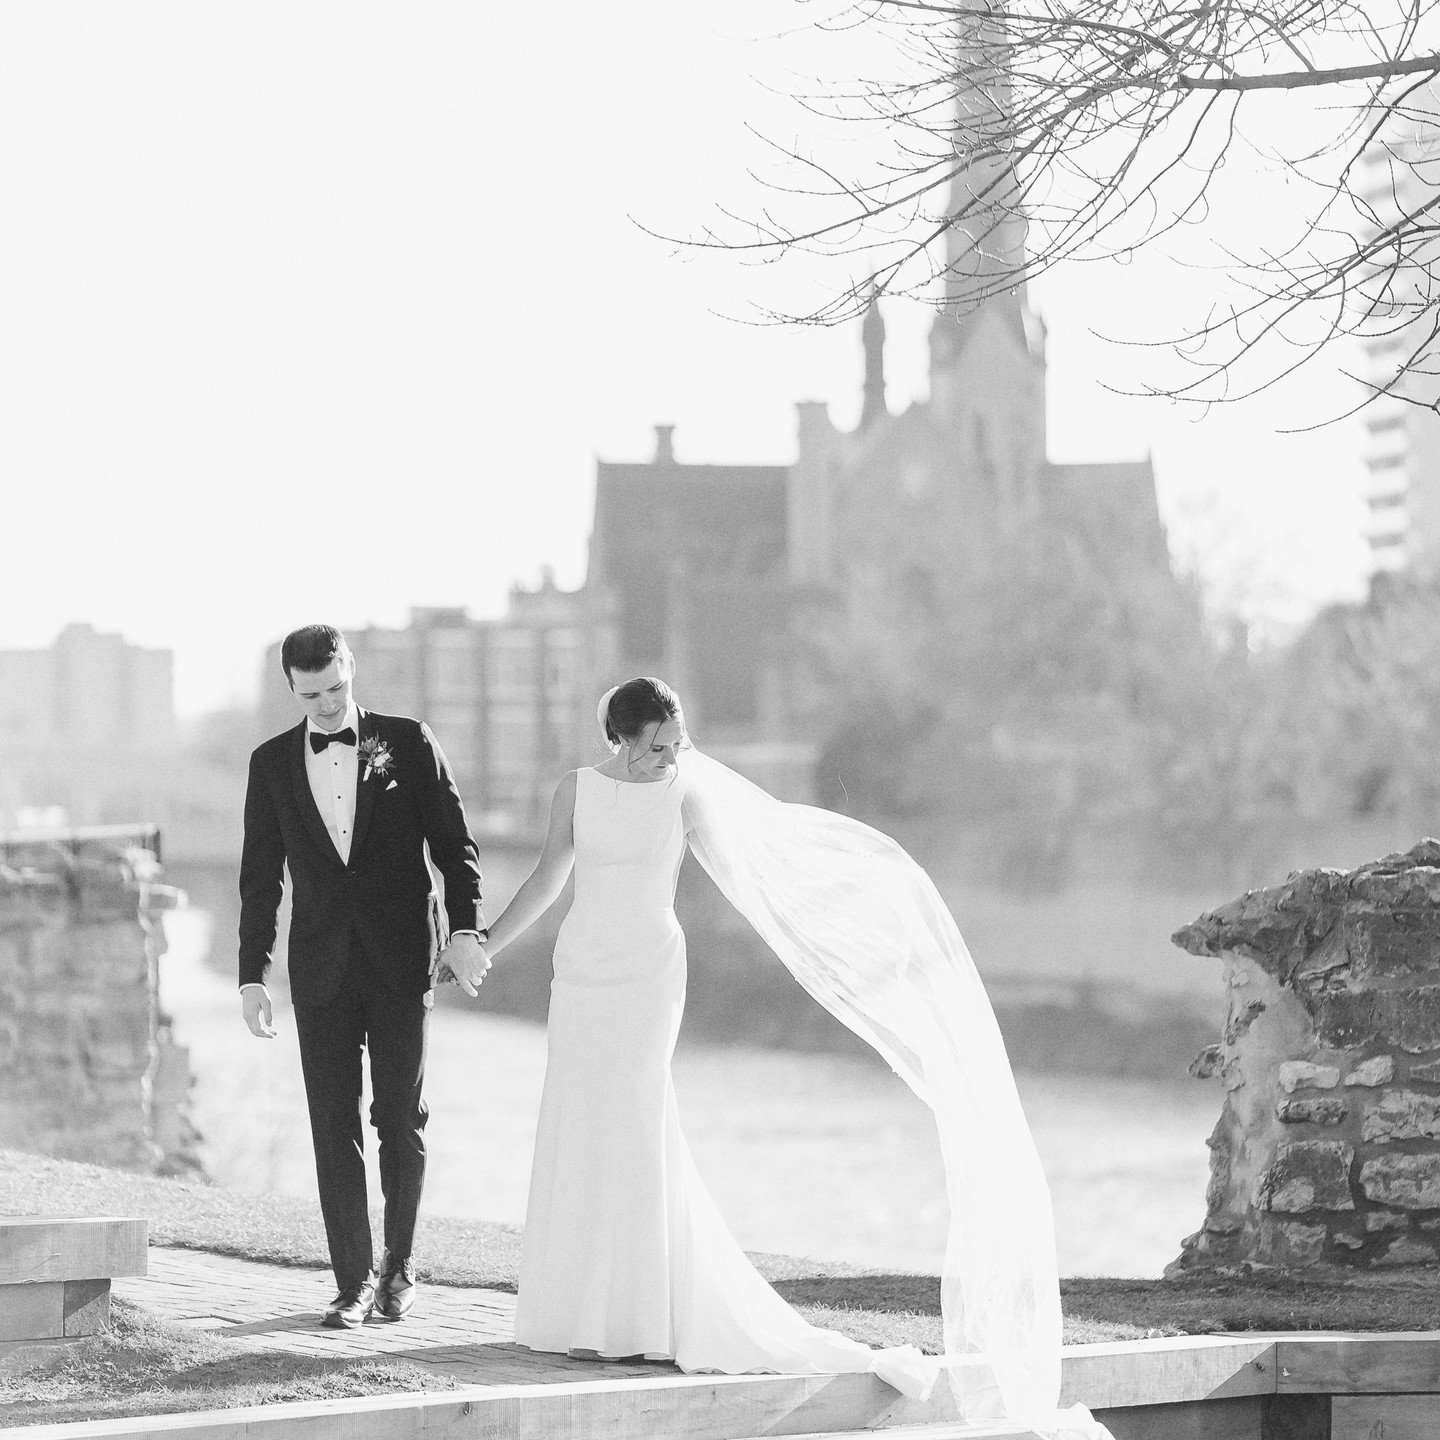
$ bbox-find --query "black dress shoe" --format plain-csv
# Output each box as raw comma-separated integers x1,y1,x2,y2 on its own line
376,1251,416,1321
322,1275,376,1329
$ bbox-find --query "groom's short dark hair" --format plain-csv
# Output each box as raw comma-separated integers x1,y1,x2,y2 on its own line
281,624,350,685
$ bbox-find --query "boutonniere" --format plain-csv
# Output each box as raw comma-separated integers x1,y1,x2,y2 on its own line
359,735,395,783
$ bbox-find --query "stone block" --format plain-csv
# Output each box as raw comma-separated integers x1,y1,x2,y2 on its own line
1410,1059,1440,1084
1360,1152,1440,1209
1362,1089,1440,1142
1315,988,1440,1053
1257,1141,1355,1213
1292,925,1352,990
1366,1209,1408,1231
1277,1097,1347,1124
1316,993,1379,1050
1393,989,1440,1053
1345,1055,1396,1087
1380,1234,1439,1266
1203,1213,1243,1235
1277,1061,1340,1093
1348,910,1440,979
1275,1221,1328,1264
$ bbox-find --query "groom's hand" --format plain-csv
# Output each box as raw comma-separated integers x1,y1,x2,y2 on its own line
438,933,491,997
241,984,277,1039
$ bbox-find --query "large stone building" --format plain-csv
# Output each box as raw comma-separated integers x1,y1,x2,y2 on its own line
265,104,1175,825
581,250,1174,801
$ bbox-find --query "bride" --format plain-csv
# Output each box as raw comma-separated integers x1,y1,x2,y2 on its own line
461,677,1107,1437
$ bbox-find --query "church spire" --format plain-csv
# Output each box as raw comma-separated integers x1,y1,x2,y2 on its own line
930,3,1035,374
941,3,1027,307
860,290,888,430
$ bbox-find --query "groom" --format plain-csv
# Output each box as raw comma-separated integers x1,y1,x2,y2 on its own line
238,624,492,1328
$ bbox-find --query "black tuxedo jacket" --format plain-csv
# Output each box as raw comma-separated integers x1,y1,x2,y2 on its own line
238,708,484,1005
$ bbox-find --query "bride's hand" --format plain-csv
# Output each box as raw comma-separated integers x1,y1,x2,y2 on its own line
437,933,491,997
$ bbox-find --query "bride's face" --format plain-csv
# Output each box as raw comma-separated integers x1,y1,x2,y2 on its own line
623,717,685,781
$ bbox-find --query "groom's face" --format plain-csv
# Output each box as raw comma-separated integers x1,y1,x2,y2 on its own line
289,652,354,732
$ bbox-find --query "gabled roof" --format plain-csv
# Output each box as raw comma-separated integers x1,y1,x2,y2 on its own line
590,461,788,585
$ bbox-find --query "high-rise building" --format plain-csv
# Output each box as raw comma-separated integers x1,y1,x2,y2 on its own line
1357,91,1440,579
0,624,175,756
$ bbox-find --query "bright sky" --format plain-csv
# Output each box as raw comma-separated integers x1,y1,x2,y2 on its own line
0,3,1371,718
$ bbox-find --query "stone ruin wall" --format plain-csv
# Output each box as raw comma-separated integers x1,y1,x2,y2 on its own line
1173,839,1440,1273
0,832,198,1174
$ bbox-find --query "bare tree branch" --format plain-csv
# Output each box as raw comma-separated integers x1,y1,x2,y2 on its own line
687,0,1440,409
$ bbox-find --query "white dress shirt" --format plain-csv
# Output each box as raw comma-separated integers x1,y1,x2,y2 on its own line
306,701,360,864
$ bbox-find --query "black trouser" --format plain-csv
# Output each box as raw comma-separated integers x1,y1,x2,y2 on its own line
293,944,431,1291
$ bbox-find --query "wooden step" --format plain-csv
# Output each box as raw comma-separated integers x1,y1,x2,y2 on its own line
0,1216,147,1284
0,1216,146,1342
731,1426,1041,1439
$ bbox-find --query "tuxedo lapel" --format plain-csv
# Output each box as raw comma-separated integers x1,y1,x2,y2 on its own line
349,707,378,865
287,721,342,864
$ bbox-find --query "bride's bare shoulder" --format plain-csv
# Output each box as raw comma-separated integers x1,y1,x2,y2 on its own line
550,769,581,810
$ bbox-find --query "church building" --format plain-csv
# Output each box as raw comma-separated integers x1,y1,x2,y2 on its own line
580,262,1174,801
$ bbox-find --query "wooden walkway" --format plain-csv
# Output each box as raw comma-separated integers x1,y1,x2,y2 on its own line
116,1246,675,1386
29,1246,1440,1440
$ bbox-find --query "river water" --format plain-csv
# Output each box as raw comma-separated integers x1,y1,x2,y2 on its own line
162,908,1217,1278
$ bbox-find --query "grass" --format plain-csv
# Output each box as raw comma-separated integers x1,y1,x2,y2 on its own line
0,1149,523,1291
6,1144,1440,1423
0,1296,459,1427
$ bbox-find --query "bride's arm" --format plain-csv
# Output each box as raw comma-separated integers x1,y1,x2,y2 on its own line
483,771,578,958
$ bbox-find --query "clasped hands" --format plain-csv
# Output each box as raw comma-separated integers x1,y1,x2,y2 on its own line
432,932,492,997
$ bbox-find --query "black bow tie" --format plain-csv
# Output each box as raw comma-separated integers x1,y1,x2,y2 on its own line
310,727,357,753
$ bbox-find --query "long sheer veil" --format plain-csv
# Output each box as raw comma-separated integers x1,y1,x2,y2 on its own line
680,748,1109,1439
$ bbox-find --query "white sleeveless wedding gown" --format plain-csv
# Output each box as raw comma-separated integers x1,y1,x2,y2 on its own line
512,765,933,1397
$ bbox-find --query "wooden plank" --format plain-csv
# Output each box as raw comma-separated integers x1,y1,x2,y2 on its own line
732,1427,1041,1439
1260,1394,1331,1440
1276,1334,1440,1394
0,1218,147,1284
1094,1395,1263,1440
1332,1393,1440,1439
0,1280,63,1342
62,1278,111,1336
1059,1335,1277,1409
0,1332,1293,1440
0,1359,1278,1440
778,1404,1266,1440
0,1373,954,1440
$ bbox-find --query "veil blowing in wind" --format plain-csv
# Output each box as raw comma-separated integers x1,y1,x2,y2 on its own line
680,743,1108,1438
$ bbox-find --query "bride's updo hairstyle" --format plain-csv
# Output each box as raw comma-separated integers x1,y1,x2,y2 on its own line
600,677,686,749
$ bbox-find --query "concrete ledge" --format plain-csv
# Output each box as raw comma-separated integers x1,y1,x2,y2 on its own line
0,1217,147,1285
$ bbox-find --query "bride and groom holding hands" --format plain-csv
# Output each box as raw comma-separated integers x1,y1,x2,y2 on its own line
238,622,1110,1438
